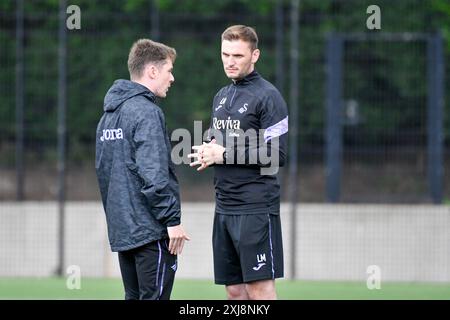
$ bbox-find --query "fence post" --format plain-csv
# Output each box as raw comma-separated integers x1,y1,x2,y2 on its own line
288,0,300,280
275,0,285,94
326,33,343,203
427,33,444,204
150,0,160,41
56,0,68,277
15,0,25,201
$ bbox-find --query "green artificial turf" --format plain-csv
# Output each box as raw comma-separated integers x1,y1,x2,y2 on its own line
0,278,449,300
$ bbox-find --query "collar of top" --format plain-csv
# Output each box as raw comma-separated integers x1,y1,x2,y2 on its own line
232,70,260,86
132,81,157,103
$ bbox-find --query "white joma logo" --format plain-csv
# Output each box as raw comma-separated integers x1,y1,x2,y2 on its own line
253,263,266,271
100,128,123,141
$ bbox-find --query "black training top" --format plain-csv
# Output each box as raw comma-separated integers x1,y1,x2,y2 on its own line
207,70,289,215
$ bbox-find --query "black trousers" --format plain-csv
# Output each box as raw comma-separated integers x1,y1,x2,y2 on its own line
118,240,177,300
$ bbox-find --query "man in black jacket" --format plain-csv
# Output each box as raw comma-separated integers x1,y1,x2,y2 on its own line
96,39,190,300
189,25,288,300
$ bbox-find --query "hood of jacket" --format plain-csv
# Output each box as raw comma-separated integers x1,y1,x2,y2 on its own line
103,79,156,112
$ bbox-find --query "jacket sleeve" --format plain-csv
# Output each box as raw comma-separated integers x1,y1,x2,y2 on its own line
227,93,288,168
133,108,181,227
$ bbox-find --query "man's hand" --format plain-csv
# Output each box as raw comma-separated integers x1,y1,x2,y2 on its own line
167,225,190,255
188,139,225,171
187,142,208,171
200,143,225,166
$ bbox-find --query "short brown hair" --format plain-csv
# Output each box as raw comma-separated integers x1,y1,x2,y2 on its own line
127,39,176,79
221,25,258,51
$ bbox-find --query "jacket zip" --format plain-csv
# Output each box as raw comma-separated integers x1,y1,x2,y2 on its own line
227,86,237,111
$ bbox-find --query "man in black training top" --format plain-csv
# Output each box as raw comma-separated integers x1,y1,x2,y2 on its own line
96,39,190,300
189,25,288,300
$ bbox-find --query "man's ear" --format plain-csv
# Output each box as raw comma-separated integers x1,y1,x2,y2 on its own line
146,64,158,80
251,49,260,64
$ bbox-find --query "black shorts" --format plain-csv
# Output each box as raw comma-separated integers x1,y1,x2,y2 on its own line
118,240,177,300
212,213,284,285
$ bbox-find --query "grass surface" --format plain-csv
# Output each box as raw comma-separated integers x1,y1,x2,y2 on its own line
0,278,449,300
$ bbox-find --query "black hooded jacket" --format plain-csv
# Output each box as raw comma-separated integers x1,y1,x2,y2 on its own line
95,79,181,252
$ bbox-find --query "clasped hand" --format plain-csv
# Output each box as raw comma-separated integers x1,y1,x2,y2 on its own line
188,139,225,171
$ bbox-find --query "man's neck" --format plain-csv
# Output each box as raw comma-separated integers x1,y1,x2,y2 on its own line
131,79,152,92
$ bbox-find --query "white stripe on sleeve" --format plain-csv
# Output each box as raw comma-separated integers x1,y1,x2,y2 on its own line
264,116,289,143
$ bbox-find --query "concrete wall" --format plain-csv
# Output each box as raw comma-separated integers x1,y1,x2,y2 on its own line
0,202,449,282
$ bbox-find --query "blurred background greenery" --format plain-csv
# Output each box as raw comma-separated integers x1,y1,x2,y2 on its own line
0,0,449,202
